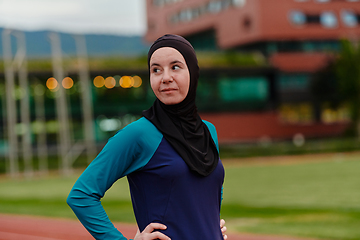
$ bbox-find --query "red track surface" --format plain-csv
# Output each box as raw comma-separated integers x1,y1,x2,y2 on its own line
0,214,317,240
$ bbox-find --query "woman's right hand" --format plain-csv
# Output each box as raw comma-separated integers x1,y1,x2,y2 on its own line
134,223,171,240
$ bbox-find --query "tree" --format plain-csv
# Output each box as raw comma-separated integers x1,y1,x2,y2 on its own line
311,59,342,122
335,39,360,137
311,39,360,137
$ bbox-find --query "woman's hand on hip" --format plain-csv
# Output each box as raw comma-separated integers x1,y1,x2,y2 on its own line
220,219,228,240
134,223,171,240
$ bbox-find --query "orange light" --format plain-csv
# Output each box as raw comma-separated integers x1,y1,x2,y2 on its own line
62,77,74,89
46,77,58,91
120,76,134,88
94,76,105,88
132,75,142,88
105,77,116,89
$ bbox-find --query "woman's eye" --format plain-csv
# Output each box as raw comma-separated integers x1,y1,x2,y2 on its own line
173,65,180,70
152,68,160,73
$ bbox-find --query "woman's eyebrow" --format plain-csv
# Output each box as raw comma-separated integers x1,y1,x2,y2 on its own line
150,63,160,68
151,60,184,67
170,60,184,65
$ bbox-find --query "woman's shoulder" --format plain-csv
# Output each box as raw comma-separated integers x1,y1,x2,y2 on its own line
122,117,159,133
112,117,163,146
202,120,217,133
202,120,219,149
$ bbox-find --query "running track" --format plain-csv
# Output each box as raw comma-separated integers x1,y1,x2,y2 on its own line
0,214,316,240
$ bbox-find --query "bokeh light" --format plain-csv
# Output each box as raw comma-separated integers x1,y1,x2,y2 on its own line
15,123,28,135
93,76,105,88
46,120,59,133
62,77,74,89
105,77,116,89
46,77,59,92
132,75,142,88
32,121,46,134
34,84,45,96
120,76,134,88
14,87,25,100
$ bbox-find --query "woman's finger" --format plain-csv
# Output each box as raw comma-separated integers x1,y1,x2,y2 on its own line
134,223,170,240
220,219,225,228
150,231,171,240
143,223,167,233
220,219,227,240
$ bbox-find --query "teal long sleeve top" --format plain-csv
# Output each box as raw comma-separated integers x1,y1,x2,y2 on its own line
67,117,224,240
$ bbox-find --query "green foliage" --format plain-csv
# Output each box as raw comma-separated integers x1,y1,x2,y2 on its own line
196,51,266,68
335,40,360,102
335,40,360,125
311,39,360,136
0,51,264,73
311,60,342,109
87,55,148,71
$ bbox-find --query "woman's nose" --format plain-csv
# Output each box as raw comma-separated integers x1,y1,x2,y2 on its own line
162,69,173,83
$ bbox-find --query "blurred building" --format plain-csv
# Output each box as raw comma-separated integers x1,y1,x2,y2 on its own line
145,0,360,142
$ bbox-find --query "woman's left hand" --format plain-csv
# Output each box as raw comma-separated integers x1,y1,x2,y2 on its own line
220,219,227,240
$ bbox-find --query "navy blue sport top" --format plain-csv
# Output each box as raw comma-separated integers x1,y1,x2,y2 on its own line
67,117,224,240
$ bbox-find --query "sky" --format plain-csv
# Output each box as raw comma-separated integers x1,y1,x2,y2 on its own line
0,0,147,36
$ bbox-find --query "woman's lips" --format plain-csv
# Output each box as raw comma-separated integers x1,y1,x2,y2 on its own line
161,88,178,93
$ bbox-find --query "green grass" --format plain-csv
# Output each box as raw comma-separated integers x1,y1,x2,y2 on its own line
0,173,134,221
0,153,360,239
221,154,360,239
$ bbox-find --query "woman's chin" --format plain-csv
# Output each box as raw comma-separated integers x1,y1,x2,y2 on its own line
159,97,184,105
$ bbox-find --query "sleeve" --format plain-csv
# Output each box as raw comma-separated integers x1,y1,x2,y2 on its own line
67,118,162,240
202,120,219,152
202,120,223,206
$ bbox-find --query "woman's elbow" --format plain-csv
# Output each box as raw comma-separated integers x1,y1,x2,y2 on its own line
66,189,76,208
66,187,98,209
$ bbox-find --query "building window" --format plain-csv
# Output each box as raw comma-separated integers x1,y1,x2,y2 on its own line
289,11,306,26
320,11,338,28
232,0,246,7
186,30,218,51
179,9,193,22
153,0,182,7
169,0,246,25
290,10,339,28
153,0,164,7
207,1,223,13
314,0,360,2
219,77,269,102
341,10,358,27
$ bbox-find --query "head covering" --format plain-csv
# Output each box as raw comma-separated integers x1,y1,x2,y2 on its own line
142,34,219,177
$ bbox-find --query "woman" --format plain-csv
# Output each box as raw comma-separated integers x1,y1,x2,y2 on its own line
67,34,226,240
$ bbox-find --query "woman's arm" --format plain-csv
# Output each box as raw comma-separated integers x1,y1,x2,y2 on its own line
67,118,163,240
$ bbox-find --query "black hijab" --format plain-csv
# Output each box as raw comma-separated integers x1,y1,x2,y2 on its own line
142,34,219,177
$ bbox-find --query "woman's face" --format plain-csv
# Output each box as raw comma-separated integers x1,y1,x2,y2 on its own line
149,47,190,105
